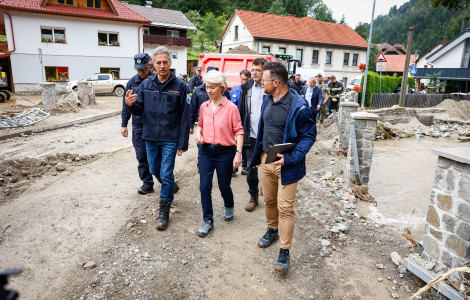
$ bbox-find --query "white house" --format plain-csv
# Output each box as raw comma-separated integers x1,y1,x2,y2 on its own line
415,37,447,69
415,28,470,93
0,0,150,93
220,10,368,86
126,4,196,77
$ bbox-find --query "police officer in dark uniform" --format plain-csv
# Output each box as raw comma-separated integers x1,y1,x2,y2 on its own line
121,53,154,195
188,66,203,94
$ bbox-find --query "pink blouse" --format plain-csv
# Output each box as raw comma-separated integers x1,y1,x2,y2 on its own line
198,98,244,146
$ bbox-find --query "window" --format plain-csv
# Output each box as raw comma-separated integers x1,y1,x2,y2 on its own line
352,54,358,66
45,66,69,82
343,53,350,65
58,0,73,4
234,25,238,40
86,75,99,81
167,30,179,37
87,0,101,8
296,49,303,63
262,46,270,54
312,50,319,64
41,27,66,43
279,47,286,54
98,31,119,46
100,68,120,79
143,28,149,35
342,77,348,86
326,51,332,64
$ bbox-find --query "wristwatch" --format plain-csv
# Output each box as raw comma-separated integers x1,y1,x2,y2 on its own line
236,150,242,153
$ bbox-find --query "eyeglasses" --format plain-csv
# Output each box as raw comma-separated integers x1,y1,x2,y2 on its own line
251,69,263,73
261,79,274,84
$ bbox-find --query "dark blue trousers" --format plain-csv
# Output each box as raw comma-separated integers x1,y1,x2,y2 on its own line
132,129,154,186
199,144,236,221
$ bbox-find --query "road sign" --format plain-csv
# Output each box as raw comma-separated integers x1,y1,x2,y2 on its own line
410,67,417,75
375,51,387,63
376,62,386,72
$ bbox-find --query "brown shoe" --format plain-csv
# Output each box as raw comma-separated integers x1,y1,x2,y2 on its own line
245,195,258,212
241,167,247,175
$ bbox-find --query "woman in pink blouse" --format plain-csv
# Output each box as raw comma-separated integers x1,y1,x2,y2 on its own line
195,70,244,237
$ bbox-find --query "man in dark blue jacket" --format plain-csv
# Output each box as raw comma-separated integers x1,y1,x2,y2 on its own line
188,67,203,94
121,53,155,195
251,61,316,274
126,46,190,231
300,77,323,121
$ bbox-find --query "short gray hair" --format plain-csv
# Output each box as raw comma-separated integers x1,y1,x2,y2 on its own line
203,70,227,90
309,77,316,82
152,46,172,62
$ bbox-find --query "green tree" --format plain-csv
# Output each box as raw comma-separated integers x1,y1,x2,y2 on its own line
184,10,203,37
355,22,368,40
203,12,227,47
339,14,346,25
368,44,379,71
423,0,469,10
305,0,335,22
285,0,306,17
249,0,274,12
268,0,287,15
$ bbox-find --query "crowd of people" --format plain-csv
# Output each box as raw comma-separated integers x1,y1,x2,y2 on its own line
121,46,345,274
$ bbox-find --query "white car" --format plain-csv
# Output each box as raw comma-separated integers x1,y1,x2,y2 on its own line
66,73,128,97
346,76,363,92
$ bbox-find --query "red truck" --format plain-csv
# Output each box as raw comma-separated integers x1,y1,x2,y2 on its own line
197,53,279,90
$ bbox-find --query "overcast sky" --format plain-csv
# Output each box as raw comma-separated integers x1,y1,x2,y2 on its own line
322,0,410,28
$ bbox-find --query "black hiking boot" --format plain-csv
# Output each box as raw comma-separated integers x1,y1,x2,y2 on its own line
274,248,290,274
257,227,279,248
156,199,170,230
138,184,154,195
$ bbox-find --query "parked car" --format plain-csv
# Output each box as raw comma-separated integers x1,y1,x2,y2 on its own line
346,76,363,92
66,73,128,97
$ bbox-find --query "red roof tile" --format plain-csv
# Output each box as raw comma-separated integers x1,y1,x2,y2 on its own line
230,10,367,49
383,54,416,72
0,0,150,23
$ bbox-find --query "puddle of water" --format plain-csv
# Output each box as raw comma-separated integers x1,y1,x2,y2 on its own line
369,137,464,241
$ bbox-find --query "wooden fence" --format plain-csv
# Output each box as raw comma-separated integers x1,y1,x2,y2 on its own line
370,93,470,109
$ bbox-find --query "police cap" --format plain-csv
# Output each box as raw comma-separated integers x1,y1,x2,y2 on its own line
134,53,150,69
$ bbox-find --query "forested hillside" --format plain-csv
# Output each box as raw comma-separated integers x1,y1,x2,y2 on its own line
365,0,468,54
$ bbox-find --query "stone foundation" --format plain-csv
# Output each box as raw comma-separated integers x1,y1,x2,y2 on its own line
339,102,359,145
345,112,380,185
40,83,56,111
423,148,470,271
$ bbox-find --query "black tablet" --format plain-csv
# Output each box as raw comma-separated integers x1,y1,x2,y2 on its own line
265,143,295,164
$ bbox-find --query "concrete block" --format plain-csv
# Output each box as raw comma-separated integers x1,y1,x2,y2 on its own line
442,213,457,232
455,161,470,174
445,234,468,258
437,193,453,212
456,222,470,241
456,201,470,223
426,205,441,228
437,157,453,169
423,234,442,258
432,148,470,165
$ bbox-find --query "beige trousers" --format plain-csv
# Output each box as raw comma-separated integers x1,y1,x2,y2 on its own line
260,153,299,249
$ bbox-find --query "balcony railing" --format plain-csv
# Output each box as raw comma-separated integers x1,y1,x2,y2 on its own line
143,34,191,47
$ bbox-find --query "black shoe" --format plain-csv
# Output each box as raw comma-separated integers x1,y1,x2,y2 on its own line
274,248,290,274
257,227,279,248
138,184,154,195
156,199,170,230
174,182,179,194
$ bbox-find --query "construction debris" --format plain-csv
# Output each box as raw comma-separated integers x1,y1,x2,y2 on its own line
0,108,50,128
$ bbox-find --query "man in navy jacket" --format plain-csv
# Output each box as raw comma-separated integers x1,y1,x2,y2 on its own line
251,61,316,274
126,46,190,231
300,77,323,121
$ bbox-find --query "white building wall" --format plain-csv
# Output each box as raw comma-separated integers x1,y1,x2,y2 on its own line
221,14,254,52
416,44,444,68
143,44,187,76
430,41,465,68
5,11,141,83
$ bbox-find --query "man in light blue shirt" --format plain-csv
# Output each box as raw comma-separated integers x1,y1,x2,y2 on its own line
230,70,251,106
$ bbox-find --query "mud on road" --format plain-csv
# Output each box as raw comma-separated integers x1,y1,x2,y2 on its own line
0,114,425,299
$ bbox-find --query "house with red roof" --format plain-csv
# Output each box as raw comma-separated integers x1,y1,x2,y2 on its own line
0,0,150,93
220,10,368,86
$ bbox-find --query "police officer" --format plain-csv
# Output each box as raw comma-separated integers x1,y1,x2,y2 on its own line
121,53,154,195
188,66,203,94
126,46,190,231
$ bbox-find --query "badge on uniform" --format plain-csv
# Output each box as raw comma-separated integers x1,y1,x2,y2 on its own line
186,94,191,104
137,59,141,64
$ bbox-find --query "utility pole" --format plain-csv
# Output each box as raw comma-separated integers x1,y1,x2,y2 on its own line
398,27,414,107
360,0,376,108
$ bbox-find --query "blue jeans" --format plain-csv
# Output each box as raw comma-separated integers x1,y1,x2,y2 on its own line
145,140,178,203
199,144,235,221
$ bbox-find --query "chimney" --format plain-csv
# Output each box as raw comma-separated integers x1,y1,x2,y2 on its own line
442,36,448,45
145,1,152,7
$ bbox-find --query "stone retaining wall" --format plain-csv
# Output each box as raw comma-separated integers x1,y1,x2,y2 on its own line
423,148,470,271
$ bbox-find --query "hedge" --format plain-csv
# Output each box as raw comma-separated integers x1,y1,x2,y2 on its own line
357,72,415,106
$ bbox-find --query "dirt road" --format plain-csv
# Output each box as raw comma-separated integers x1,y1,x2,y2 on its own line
0,112,423,299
